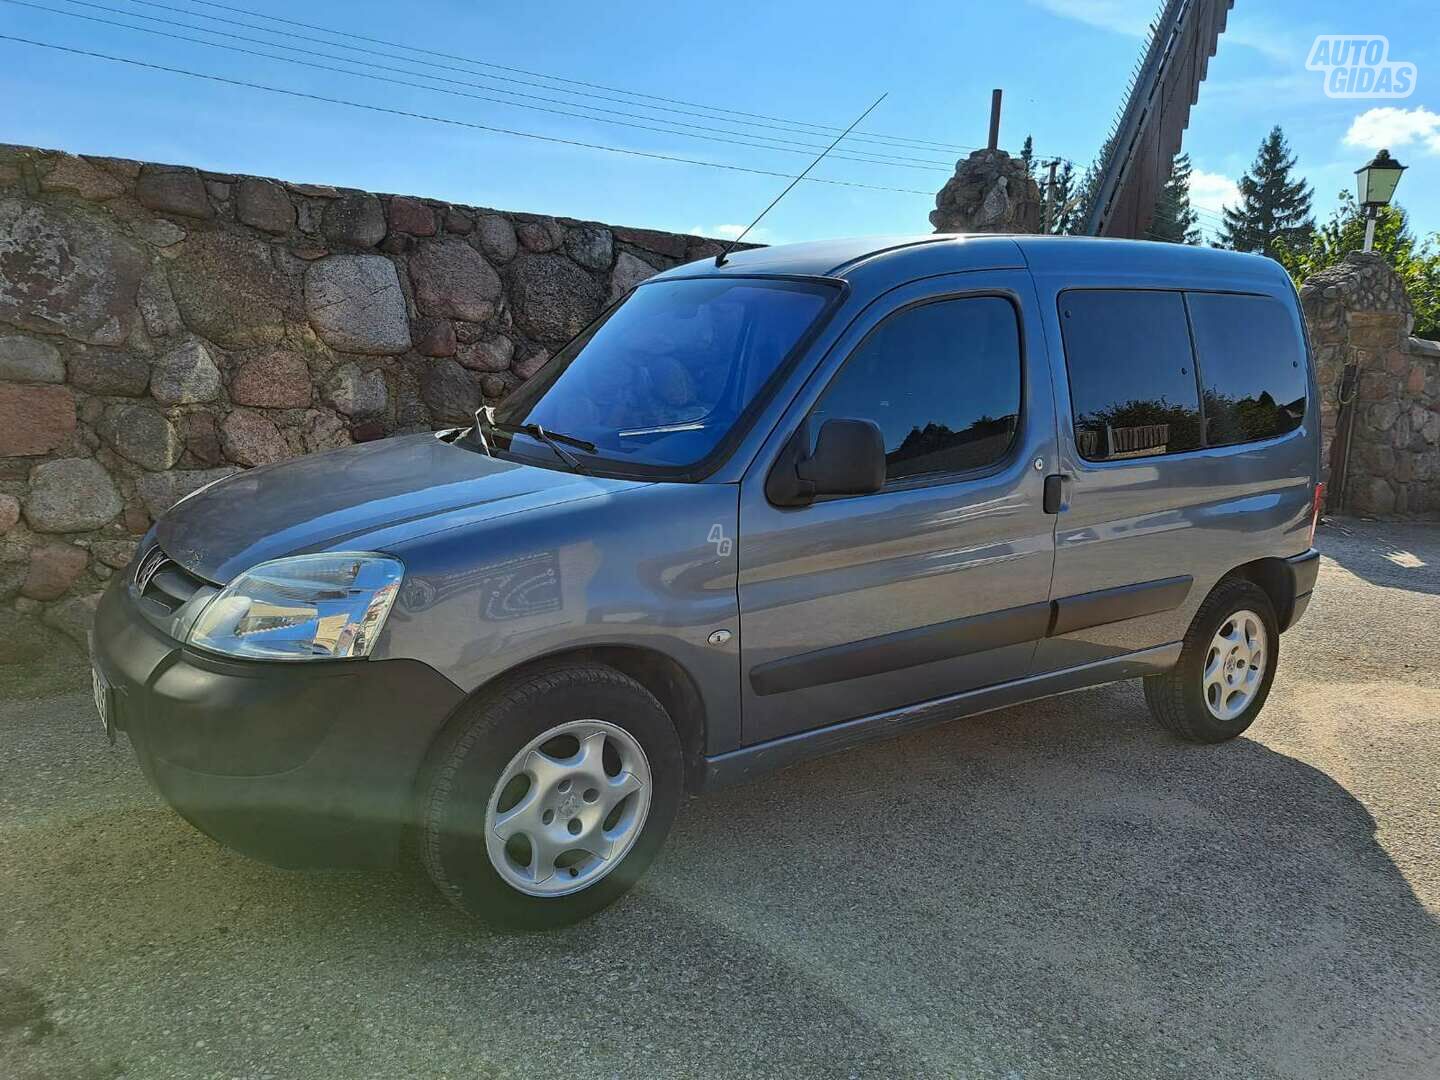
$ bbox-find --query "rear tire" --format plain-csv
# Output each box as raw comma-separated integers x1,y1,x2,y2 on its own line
1144,578,1279,743
420,662,683,929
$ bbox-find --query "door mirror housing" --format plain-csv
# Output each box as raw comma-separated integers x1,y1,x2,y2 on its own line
767,418,886,506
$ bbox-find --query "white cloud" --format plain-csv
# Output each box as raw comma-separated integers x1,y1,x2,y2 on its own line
688,223,779,243
1342,106,1440,154
1189,169,1240,215
1031,1,1300,67
1026,0,1149,35
1219,8,1312,65
1199,72,1322,110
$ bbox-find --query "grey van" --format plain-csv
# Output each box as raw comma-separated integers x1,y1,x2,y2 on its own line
91,235,1323,928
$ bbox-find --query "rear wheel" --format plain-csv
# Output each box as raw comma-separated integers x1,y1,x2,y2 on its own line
420,663,683,929
1144,578,1279,743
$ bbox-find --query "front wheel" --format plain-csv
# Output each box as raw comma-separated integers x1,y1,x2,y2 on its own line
420,663,683,929
1144,578,1279,743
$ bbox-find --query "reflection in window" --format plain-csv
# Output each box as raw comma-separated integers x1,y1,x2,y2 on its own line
1060,290,1203,461
1187,292,1307,446
811,297,1021,483
496,278,834,470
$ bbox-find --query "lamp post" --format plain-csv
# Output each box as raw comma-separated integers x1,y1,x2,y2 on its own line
1354,149,1407,252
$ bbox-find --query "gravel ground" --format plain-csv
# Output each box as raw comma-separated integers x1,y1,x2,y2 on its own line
3,519,1439,1080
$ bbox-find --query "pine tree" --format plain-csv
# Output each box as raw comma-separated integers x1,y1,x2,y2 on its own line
1020,135,1035,176
1150,153,1202,244
1217,126,1314,256
1072,134,1117,235
1047,160,1077,234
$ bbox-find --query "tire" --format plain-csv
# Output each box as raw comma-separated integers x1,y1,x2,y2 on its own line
1143,577,1279,744
420,662,683,930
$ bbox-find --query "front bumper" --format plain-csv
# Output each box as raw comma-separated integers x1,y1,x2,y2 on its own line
91,577,465,869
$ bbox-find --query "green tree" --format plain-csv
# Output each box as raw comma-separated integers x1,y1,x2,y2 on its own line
1020,135,1035,176
1217,126,1314,256
1071,135,1117,235
1275,190,1440,340
1048,160,1078,234
1149,153,1202,244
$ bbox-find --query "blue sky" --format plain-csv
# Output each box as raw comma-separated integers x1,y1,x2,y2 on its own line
2,0,1438,246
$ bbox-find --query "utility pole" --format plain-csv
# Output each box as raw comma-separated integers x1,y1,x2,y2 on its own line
987,89,1002,151
1044,159,1059,233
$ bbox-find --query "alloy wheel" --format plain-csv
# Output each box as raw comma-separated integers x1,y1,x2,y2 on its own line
483,719,652,897
1202,609,1268,721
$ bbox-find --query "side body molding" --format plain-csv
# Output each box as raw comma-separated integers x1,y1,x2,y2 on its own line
1048,575,1193,637
749,575,1192,696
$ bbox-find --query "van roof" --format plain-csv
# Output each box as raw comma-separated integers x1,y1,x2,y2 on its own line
654,233,1287,287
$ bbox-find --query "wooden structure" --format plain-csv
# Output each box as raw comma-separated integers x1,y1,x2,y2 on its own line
1082,0,1237,239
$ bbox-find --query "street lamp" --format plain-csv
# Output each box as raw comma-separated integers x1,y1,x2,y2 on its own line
1354,149,1407,252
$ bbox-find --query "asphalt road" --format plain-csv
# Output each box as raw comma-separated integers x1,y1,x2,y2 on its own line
3,519,1439,1080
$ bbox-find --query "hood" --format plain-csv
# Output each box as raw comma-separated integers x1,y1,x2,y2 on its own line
156,434,647,583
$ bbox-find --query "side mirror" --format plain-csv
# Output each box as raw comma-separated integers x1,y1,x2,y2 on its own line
767,418,886,506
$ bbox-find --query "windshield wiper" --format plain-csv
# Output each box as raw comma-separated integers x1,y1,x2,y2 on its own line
475,408,596,474
496,422,597,455
509,423,587,474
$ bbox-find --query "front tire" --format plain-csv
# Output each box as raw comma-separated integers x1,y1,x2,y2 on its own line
420,662,683,929
1144,578,1279,743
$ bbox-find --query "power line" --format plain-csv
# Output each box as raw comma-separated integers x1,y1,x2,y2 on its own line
60,0,956,168
1023,151,1082,172
85,0,1100,174
0,33,938,196
117,0,981,158
15,0,956,175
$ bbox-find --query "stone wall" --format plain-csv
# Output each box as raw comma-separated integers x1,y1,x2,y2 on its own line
5,142,1435,660
0,144,742,658
1300,252,1440,517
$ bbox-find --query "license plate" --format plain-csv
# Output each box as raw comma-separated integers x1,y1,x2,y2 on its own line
91,665,115,744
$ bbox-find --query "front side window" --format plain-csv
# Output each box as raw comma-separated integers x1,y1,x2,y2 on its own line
493,277,835,474
809,296,1022,484
1060,290,1203,461
1186,292,1307,446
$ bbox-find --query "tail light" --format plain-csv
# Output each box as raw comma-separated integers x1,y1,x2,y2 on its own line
1308,482,1325,547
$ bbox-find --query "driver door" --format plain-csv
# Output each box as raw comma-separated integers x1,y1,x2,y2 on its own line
737,272,1058,744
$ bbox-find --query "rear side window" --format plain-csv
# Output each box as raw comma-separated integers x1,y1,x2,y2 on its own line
1186,293,1307,446
1059,290,1203,461
810,296,1021,483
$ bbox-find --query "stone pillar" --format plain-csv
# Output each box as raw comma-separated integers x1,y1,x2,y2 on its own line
1300,252,1440,517
930,149,1043,234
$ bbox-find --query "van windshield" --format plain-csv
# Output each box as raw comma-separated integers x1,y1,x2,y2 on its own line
489,276,836,475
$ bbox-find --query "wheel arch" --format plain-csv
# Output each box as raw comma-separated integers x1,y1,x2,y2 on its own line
1227,557,1298,631
420,644,711,795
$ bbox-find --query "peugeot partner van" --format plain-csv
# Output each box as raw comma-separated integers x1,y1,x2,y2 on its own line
91,235,1322,928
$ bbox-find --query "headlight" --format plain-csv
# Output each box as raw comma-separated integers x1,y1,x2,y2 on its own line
188,553,404,661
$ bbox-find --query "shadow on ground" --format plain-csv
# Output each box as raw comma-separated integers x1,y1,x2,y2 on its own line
4,671,1438,1079
1318,517,1440,597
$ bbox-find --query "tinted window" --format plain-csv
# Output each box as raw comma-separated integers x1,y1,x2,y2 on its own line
1187,293,1307,446
1060,290,1202,461
811,296,1021,483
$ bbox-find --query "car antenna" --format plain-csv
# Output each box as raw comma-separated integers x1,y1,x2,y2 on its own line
714,92,888,268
